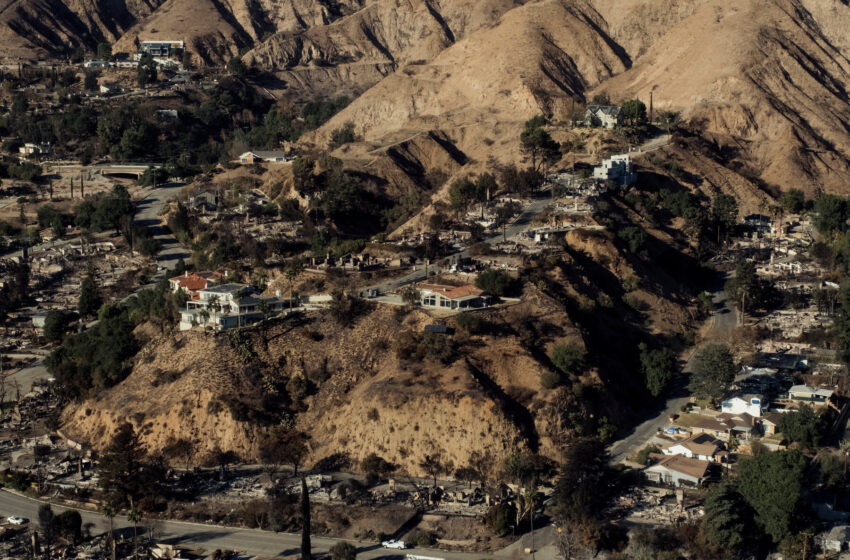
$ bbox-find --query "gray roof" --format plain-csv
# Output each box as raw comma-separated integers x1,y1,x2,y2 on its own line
203,283,253,295
248,151,289,159
587,105,621,115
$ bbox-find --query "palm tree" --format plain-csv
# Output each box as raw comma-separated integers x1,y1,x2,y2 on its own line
127,499,142,559
199,308,210,329
101,501,117,560
284,260,302,310
207,294,221,313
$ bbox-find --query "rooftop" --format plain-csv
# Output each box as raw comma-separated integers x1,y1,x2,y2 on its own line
419,283,485,300
648,455,711,479
668,433,721,456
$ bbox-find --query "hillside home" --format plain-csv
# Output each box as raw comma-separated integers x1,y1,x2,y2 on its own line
178,283,286,331
690,412,756,440
418,283,490,311
662,433,723,461
760,412,783,436
584,105,623,129
239,150,291,164
19,142,51,156
644,455,711,487
592,154,637,186
168,271,223,299
138,40,184,58
788,385,833,406
721,393,765,417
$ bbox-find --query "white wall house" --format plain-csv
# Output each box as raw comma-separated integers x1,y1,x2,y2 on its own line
721,394,765,417
593,154,637,186
178,283,288,331
584,105,622,129
644,455,711,487
662,434,722,461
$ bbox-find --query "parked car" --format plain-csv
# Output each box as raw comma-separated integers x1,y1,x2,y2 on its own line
382,540,407,549
7,516,26,525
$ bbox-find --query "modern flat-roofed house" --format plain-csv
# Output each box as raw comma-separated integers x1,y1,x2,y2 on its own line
644,455,711,487
178,283,286,331
418,283,490,311
663,433,723,461
168,271,223,299
585,105,622,129
239,151,292,164
721,393,765,417
139,40,184,58
593,154,637,186
788,385,834,406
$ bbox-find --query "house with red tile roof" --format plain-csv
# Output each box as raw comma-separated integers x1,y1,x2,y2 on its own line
168,271,224,299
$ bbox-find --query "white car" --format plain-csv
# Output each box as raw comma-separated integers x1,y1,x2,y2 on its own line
381,540,407,550
7,516,26,525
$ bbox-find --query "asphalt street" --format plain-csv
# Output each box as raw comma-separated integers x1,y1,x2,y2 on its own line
608,272,738,463
0,489,522,560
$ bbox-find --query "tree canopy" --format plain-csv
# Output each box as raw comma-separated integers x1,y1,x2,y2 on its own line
736,450,806,544
688,343,735,402
520,116,561,172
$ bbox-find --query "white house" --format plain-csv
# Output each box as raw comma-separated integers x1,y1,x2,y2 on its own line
83,59,110,69
584,105,622,129
418,283,490,311
178,283,288,331
644,455,711,487
19,142,51,156
593,154,637,186
721,393,765,417
662,433,722,461
788,385,834,406
239,151,292,164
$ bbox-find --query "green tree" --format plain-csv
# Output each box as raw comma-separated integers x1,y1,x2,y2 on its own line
736,450,806,544
226,56,247,77
780,189,805,214
688,343,735,402
658,111,681,132
96,42,112,60
725,259,761,323
448,177,476,217
550,343,586,376
292,156,317,199
419,453,445,487
503,453,535,485
137,54,157,87
38,503,56,556
43,309,76,343
813,193,848,234
777,404,821,448
84,71,99,91
78,273,102,318
712,193,739,244
99,423,148,508
701,482,751,554
475,269,516,296
520,117,561,172
639,343,676,397
621,99,647,126
835,284,850,363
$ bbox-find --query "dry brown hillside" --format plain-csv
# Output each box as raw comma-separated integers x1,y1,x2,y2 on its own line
60,219,699,476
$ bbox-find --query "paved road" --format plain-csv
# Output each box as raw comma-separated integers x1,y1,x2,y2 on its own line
134,182,190,279
0,489,530,560
365,197,551,295
2,183,187,399
608,272,737,463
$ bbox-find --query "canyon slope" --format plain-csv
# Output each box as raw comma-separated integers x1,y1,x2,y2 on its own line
4,0,850,193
